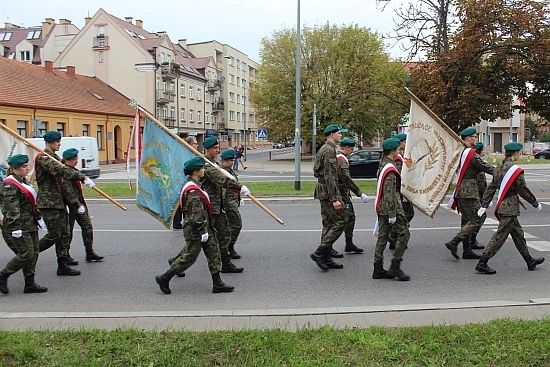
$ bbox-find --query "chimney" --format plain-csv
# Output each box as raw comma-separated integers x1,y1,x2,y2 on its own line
84,17,92,25
135,19,143,28
66,66,76,77
125,17,133,24
45,61,53,72
178,39,187,49
42,18,55,37
5,22,20,29
59,18,71,25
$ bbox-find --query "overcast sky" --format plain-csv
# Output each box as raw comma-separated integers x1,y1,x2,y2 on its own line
3,0,410,62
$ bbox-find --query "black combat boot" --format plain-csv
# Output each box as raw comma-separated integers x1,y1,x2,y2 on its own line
56,258,81,276
23,274,48,293
475,256,496,274
0,269,13,294
523,254,545,271
221,256,244,273
212,272,235,293
65,253,79,266
470,233,485,250
155,269,176,294
168,255,185,277
310,247,329,270
85,246,104,262
462,239,481,260
330,248,344,258
387,259,410,281
388,231,398,250
372,261,394,279
444,236,462,259
229,244,241,259
325,252,344,269
345,237,364,253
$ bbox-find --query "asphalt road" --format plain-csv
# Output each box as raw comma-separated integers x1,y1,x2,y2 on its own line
1,199,549,314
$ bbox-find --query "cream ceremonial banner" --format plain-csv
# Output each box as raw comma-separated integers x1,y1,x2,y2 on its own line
401,98,464,218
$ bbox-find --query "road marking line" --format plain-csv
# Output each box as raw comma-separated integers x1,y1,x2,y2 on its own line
526,241,550,252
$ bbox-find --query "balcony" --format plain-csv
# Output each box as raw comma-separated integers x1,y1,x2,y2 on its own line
163,117,177,128
217,122,226,130
92,36,109,50
156,90,175,104
207,79,222,92
212,98,225,111
160,63,179,80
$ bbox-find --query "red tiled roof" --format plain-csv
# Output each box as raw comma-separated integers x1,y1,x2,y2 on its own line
0,58,135,117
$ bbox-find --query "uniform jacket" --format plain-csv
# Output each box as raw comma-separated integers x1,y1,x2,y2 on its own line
481,158,538,217
61,166,85,212
476,171,487,200
202,161,241,215
0,174,40,233
314,141,342,203
35,149,85,210
456,152,494,200
182,178,211,240
377,156,403,218
337,154,361,201
222,166,240,211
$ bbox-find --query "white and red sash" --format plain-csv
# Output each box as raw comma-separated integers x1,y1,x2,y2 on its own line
447,148,476,211
493,164,523,221
336,153,348,163
180,181,212,217
394,154,404,164
3,175,38,209
373,163,400,235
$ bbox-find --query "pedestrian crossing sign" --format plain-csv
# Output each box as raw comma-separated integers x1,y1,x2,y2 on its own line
257,129,268,139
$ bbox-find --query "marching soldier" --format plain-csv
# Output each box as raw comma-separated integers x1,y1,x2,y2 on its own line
310,124,346,271
60,148,104,263
36,131,95,276
372,138,410,281
220,149,244,259
0,154,48,294
172,136,200,230
334,138,369,256
156,156,234,294
475,142,544,274
470,142,487,249
445,127,494,260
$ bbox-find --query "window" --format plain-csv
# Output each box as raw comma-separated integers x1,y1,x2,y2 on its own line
20,51,30,61
189,110,194,122
161,52,166,64
97,26,105,37
162,106,167,118
180,108,186,121
82,124,89,136
229,74,234,84
189,86,194,99
156,107,160,118
98,37,106,47
170,107,175,119
206,112,210,123
17,120,27,138
38,121,47,136
0,119,5,125
57,123,65,136
242,78,246,88
163,81,167,92
0,32,12,41
156,78,160,90
170,83,175,94
227,57,233,66
97,125,104,149
229,92,235,102
237,77,240,87
237,94,240,104
205,92,210,103
229,111,235,121
241,95,246,105
180,83,185,97
197,88,202,101
99,51,104,63
27,30,41,39
197,111,201,123
237,112,241,122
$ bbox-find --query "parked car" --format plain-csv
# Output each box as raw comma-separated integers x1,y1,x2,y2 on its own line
272,142,285,149
532,142,550,154
348,149,383,178
534,148,550,160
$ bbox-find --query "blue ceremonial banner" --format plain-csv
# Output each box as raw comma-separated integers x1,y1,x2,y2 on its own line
136,117,196,228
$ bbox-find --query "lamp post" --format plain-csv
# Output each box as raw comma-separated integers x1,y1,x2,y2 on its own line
224,55,247,160
295,0,301,190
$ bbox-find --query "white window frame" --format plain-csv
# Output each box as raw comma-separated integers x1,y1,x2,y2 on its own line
180,108,186,121
197,111,201,123
189,109,194,122
189,86,194,99
20,51,30,61
229,74,234,84
180,83,185,97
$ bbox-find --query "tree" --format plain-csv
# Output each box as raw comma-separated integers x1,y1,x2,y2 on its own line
249,24,409,146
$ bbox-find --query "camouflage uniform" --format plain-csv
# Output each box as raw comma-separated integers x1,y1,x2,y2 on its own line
170,177,221,274
0,174,40,278
394,157,415,223
374,156,410,263
314,141,347,251
337,155,361,239
481,158,539,259
36,149,85,258
222,166,242,255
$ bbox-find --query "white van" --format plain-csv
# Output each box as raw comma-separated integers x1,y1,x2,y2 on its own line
26,136,101,178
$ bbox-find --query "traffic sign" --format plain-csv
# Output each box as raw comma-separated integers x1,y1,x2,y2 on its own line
257,129,268,139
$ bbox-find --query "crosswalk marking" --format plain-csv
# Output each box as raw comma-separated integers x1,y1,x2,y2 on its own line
525,241,550,252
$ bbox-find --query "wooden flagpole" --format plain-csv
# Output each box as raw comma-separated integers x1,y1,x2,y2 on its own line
136,105,286,226
0,123,126,211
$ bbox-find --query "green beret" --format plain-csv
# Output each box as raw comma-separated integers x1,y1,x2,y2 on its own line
43,130,62,142
394,133,407,142
382,137,401,150
220,149,236,160
62,148,79,159
339,138,356,147
184,156,206,172
7,154,29,168
460,127,477,138
323,124,340,136
504,142,523,152
473,142,484,151
203,136,219,149
340,128,349,134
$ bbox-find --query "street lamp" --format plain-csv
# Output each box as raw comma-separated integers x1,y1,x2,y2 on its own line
224,55,247,160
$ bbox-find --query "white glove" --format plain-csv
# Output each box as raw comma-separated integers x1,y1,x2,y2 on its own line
388,217,396,224
201,233,209,242
12,230,22,238
538,203,543,211
77,205,86,214
84,177,95,188
37,219,46,230
477,207,487,217
239,199,245,207
488,201,493,208
360,193,369,203
240,185,250,196
402,197,408,203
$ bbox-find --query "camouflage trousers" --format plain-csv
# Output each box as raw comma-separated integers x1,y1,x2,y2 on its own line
38,208,70,258
455,198,484,241
2,230,39,277
170,228,221,275
482,216,530,259
212,213,230,257
319,200,348,250
374,214,410,263
344,201,355,238
66,209,94,251
225,209,242,248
